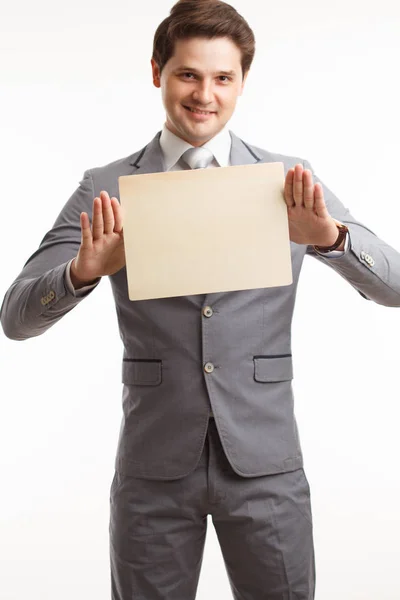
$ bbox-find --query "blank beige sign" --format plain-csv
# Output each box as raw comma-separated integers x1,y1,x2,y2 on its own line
118,162,292,301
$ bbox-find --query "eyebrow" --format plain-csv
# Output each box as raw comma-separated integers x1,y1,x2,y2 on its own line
175,66,237,77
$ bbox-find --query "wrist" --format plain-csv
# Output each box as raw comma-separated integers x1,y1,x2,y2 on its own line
70,259,99,290
314,221,348,253
320,224,340,247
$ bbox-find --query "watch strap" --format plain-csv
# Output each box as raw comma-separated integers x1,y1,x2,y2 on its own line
313,222,349,253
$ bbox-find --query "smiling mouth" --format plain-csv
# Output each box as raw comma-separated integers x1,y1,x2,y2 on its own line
183,106,216,115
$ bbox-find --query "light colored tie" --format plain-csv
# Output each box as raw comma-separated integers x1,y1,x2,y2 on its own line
181,147,214,170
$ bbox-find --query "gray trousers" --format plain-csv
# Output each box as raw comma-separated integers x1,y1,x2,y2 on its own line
109,418,315,599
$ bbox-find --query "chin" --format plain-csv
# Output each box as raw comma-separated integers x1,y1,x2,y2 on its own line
169,115,222,143
185,121,221,136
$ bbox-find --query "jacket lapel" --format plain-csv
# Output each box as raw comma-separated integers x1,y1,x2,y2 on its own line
128,131,164,174
228,130,263,166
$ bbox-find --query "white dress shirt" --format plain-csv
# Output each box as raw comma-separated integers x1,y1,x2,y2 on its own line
65,125,349,296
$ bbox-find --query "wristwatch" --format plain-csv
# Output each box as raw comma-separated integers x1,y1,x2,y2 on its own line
313,220,349,253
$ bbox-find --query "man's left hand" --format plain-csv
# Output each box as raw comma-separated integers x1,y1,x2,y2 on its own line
283,164,339,246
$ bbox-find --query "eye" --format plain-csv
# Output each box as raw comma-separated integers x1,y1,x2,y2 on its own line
181,72,196,79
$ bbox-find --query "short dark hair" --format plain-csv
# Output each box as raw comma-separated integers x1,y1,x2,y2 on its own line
152,0,256,78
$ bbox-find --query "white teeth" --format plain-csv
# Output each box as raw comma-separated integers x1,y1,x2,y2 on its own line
189,107,212,115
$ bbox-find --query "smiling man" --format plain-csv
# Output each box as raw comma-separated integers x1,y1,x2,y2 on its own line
152,36,247,146
2,1,400,599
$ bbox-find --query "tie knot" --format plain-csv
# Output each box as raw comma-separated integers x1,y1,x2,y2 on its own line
181,147,214,170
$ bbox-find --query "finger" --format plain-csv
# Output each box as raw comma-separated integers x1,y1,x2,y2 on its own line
314,183,330,218
293,164,304,206
303,169,314,209
92,197,104,240
80,212,93,249
111,197,123,233
100,191,115,235
284,168,295,207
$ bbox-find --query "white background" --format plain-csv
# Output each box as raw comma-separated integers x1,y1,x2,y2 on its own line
1,1,400,598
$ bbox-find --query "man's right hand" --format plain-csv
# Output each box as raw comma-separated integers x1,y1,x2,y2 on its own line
70,191,125,290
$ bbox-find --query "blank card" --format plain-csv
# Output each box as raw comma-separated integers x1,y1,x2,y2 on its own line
118,162,292,301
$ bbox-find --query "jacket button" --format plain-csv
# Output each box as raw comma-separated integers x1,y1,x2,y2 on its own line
204,362,214,374
203,306,213,318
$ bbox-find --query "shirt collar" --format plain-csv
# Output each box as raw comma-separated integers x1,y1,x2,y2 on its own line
159,124,232,170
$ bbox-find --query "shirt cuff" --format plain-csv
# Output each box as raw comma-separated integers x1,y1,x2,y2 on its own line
314,230,350,258
65,259,100,297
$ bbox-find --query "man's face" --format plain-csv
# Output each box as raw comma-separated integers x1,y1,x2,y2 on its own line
151,36,248,146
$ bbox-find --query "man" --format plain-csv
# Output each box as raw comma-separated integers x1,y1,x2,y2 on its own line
1,0,400,598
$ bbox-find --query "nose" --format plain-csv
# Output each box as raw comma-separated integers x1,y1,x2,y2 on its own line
192,80,214,105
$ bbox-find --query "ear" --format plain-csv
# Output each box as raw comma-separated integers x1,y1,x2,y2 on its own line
239,70,249,96
151,59,161,88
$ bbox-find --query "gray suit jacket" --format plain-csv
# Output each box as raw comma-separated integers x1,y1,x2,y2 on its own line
2,131,400,480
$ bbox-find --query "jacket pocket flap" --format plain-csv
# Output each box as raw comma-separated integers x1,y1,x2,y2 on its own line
254,356,293,382
122,360,162,386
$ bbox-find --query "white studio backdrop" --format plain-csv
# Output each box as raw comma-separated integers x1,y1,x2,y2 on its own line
1,1,399,599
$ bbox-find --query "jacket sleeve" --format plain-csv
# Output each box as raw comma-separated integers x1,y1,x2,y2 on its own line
304,159,400,307
0,170,101,341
